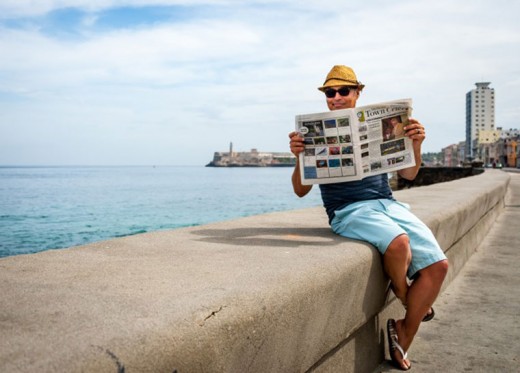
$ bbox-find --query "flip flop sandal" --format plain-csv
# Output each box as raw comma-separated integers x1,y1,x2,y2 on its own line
422,307,435,322
387,319,411,371
402,303,435,322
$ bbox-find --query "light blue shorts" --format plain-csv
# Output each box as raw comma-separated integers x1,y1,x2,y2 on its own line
331,199,447,279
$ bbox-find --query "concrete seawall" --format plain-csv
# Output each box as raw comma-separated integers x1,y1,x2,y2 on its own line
0,170,510,373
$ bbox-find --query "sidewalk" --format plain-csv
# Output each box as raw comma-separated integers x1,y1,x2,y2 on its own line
375,171,520,372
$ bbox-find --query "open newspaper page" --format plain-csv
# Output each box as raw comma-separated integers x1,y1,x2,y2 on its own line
295,99,415,185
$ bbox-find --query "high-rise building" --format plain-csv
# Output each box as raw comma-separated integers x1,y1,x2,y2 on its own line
465,82,495,160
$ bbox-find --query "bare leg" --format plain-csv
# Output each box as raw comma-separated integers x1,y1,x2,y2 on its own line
384,234,449,369
394,259,449,368
383,234,412,369
384,234,411,304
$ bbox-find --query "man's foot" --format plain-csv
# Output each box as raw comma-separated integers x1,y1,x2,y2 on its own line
387,319,411,370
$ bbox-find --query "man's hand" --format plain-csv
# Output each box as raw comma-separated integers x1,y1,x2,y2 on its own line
288,131,306,157
399,118,425,181
404,118,426,147
288,131,313,197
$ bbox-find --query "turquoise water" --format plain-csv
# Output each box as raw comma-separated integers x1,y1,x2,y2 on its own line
0,166,323,258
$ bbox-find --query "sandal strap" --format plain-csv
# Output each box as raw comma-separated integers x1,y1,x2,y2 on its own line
392,336,408,360
388,320,408,360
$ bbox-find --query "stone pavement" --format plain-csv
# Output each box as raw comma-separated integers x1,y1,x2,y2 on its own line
374,171,520,372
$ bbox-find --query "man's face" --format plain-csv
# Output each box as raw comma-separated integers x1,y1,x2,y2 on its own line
325,85,359,111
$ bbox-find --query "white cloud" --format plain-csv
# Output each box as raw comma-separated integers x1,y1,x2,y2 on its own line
1,0,519,165
0,0,222,18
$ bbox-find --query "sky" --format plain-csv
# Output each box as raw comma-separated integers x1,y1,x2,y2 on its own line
1,0,519,166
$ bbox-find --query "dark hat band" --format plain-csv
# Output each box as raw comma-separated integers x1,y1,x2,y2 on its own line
323,77,360,86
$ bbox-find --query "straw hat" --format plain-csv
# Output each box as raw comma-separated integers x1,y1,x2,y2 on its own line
318,65,365,92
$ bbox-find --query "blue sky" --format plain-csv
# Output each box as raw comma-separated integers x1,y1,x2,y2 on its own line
1,0,519,166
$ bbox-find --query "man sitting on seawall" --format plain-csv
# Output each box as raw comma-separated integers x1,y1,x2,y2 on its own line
288,65,449,371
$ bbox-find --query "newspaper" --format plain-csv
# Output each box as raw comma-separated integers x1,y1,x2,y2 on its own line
295,98,415,185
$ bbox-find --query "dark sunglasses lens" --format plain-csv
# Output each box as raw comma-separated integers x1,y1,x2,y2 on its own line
338,87,351,96
325,89,336,98
325,87,352,98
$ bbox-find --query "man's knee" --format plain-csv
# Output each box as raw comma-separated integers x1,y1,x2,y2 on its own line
422,259,449,281
385,234,410,258
384,235,412,269
434,259,449,279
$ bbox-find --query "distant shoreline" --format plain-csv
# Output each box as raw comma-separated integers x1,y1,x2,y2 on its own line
207,145,296,168
206,162,295,167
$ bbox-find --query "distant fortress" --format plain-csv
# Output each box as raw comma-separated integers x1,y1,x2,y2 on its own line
206,142,296,167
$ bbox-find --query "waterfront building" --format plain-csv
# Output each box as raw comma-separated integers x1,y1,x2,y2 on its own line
442,141,465,167
505,139,518,168
207,143,296,167
442,144,456,167
475,129,501,165
473,128,519,167
466,82,495,160
500,128,520,139
456,141,466,165
500,129,519,168
517,141,520,168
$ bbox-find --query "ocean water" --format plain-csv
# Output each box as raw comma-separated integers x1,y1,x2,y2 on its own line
0,166,323,258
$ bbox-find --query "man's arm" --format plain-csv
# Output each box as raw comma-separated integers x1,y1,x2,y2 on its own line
289,131,313,197
397,118,425,181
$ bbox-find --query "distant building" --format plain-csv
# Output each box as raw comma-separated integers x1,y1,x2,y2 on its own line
442,144,456,167
478,129,501,144
207,143,296,167
517,140,520,168
457,141,466,164
442,141,465,167
500,129,520,167
505,138,518,167
473,127,519,167
466,82,495,160
500,128,520,139
475,129,501,165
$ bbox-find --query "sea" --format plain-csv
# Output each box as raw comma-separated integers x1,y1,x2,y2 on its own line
0,166,323,258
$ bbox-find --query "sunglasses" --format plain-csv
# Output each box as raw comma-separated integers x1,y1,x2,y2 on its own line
324,86,357,98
